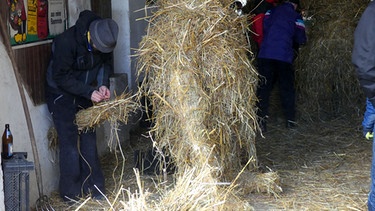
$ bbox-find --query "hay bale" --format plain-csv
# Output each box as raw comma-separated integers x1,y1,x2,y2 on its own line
296,0,368,120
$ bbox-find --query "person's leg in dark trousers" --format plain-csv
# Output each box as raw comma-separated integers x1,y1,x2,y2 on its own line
79,130,105,197
75,97,105,198
46,93,82,200
277,61,296,126
256,58,275,131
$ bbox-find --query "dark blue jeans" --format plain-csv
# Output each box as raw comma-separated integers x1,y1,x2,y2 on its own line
361,99,375,210
369,135,375,211
256,58,296,122
46,91,105,200
370,141,375,210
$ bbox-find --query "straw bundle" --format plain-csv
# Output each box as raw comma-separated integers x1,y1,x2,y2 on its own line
75,92,139,150
75,92,138,131
237,170,282,197
296,0,368,120
47,126,59,150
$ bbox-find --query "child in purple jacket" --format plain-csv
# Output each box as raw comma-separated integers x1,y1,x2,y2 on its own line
256,0,307,132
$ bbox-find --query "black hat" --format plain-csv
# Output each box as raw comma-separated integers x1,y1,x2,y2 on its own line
89,18,119,53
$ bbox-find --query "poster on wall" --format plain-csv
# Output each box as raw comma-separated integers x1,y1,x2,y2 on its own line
49,0,66,36
7,0,66,46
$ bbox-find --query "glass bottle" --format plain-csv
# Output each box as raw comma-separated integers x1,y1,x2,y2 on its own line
2,124,13,159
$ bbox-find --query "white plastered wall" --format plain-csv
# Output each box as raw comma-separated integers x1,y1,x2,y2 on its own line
112,0,151,91
0,41,59,209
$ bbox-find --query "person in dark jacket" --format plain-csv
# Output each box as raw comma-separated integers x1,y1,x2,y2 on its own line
45,10,119,201
352,1,375,210
256,0,306,132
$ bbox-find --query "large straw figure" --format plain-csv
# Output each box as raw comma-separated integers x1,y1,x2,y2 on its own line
137,0,258,182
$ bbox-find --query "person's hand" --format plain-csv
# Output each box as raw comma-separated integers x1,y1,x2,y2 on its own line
98,86,110,100
91,90,105,103
91,86,110,102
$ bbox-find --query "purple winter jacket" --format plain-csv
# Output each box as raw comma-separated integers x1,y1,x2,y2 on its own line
257,2,307,64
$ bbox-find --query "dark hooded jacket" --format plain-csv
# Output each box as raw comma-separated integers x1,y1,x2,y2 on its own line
258,2,307,64
46,10,112,99
352,1,375,106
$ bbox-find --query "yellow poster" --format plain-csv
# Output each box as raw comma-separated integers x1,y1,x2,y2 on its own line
27,0,37,35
